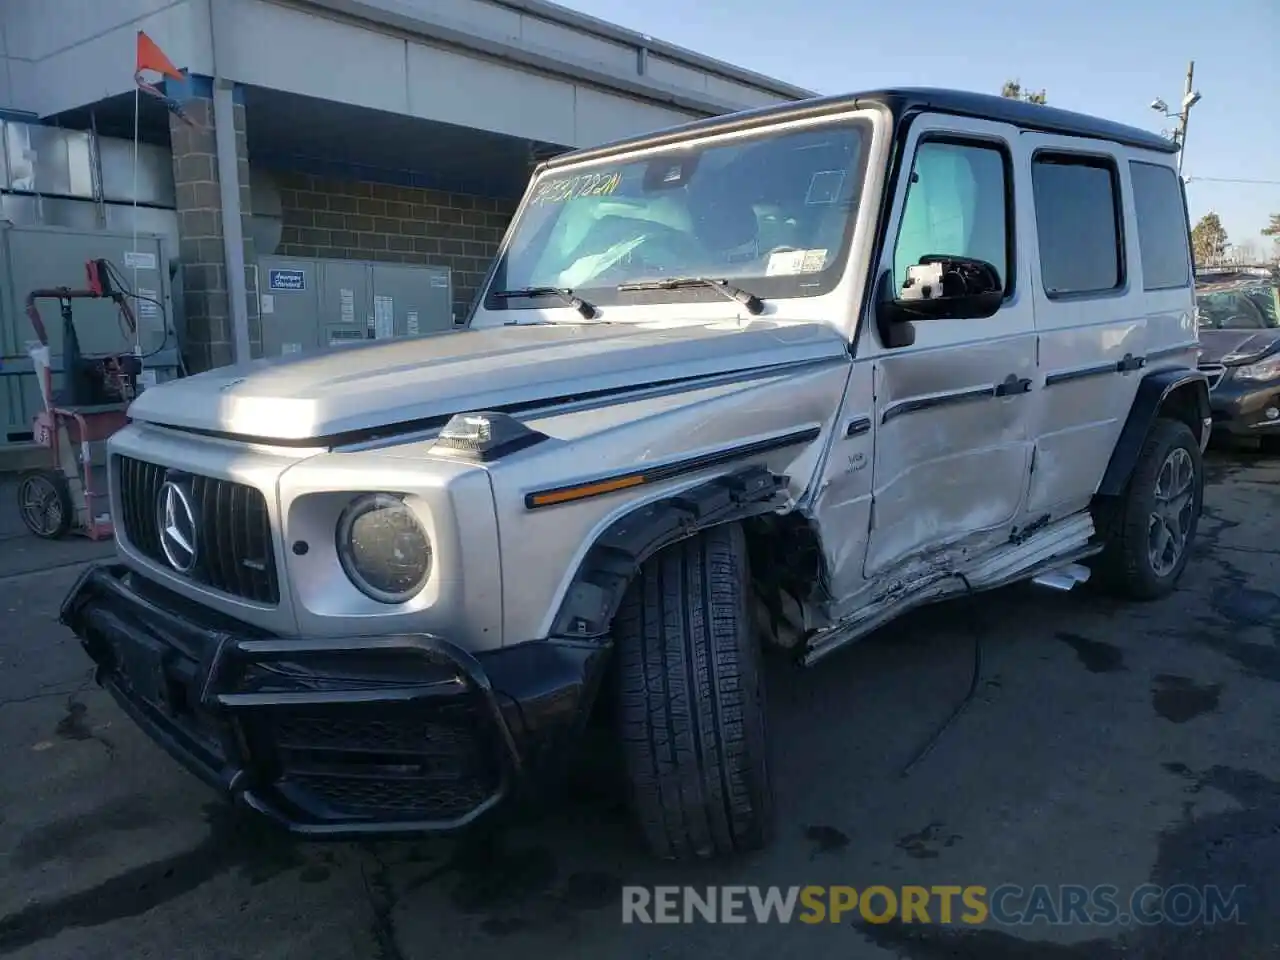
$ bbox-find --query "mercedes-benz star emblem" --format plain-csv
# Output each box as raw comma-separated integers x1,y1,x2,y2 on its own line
157,481,199,573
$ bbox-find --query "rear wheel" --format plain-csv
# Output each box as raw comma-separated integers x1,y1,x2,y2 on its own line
613,523,773,860
1094,417,1203,600
18,468,74,539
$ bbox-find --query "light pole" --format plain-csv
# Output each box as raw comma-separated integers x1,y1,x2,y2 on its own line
1150,61,1201,176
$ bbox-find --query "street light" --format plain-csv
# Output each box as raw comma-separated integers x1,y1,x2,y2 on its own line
1150,61,1200,175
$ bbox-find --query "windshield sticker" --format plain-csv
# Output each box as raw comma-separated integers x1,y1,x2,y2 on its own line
766,248,829,276
806,170,846,205
531,171,623,206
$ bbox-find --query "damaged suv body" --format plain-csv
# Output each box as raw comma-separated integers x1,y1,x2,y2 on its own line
61,89,1210,861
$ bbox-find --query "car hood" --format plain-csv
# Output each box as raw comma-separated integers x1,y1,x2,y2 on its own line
1197,328,1280,365
128,319,848,443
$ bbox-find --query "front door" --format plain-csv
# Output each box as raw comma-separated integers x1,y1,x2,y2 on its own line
858,115,1038,582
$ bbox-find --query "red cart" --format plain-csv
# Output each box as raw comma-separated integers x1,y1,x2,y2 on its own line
17,261,142,541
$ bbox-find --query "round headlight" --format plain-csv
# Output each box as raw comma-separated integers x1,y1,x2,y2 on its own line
336,494,433,604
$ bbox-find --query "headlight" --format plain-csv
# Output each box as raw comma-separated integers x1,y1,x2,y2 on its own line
1234,355,1280,382
336,493,432,603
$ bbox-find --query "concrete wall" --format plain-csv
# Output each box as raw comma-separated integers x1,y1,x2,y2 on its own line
327,0,802,110
272,172,516,320
213,0,704,147
2,0,810,140
0,0,211,116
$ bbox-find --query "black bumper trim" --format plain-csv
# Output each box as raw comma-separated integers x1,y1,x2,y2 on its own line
60,563,609,839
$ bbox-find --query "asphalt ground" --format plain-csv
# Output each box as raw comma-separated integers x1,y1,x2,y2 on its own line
1,447,1277,960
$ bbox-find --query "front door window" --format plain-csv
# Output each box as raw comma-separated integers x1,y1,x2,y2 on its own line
893,140,1011,294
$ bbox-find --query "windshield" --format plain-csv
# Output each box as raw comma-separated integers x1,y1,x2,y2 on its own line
483,118,871,313
1196,286,1280,330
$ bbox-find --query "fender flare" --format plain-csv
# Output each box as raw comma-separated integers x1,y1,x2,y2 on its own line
1097,367,1211,497
548,465,788,639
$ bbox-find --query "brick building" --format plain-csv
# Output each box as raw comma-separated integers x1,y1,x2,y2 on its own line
273,174,517,324
0,0,812,374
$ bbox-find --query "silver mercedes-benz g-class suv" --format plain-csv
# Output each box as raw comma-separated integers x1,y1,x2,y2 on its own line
61,88,1210,861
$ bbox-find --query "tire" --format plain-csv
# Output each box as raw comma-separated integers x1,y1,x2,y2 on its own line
614,522,774,861
17,468,74,540
1094,417,1204,600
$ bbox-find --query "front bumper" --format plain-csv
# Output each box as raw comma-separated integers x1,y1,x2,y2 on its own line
1208,374,1280,437
60,564,610,838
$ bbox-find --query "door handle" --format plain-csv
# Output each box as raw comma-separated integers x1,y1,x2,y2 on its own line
1116,353,1147,373
995,374,1033,397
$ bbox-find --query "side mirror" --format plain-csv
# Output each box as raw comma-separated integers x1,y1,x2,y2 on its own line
876,256,1005,349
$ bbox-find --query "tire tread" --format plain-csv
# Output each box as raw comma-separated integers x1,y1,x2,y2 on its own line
615,523,771,860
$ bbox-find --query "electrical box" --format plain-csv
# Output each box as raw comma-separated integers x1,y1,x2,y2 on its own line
371,262,455,339
257,256,453,357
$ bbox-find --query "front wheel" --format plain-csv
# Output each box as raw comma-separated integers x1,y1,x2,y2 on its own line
1094,417,1204,600
613,523,774,861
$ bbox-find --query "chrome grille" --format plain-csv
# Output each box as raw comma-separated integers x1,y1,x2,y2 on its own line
1199,364,1226,391
115,455,280,604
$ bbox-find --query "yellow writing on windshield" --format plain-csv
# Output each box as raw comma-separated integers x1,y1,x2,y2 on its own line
531,171,622,206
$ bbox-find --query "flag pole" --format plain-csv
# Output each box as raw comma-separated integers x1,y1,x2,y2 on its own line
134,31,193,363
131,81,142,356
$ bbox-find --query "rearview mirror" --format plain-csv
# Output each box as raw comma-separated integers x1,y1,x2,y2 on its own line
876,256,1005,349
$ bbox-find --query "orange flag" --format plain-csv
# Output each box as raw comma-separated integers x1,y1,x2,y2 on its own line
136,31,183,80
134,30,192,125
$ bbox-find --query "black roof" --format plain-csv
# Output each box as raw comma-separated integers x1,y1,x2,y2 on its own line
546,87,1178,169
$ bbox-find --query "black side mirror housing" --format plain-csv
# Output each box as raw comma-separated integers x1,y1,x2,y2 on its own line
876,255,1005,349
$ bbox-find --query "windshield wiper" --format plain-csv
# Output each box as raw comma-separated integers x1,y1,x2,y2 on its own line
617,277,764,315
491,286,597,319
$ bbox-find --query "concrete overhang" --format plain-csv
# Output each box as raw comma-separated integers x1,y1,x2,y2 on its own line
291,0,816,117
5,0,814,146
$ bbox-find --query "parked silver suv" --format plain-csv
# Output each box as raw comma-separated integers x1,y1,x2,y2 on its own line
61,88,1211,861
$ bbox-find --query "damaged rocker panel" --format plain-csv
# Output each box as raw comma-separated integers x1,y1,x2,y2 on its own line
803,513,1100,666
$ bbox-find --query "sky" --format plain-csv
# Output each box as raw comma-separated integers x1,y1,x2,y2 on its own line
557,0,1280,258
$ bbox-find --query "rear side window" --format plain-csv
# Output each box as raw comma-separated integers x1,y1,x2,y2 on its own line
1129,161,1192,290
1031,154,1123,297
